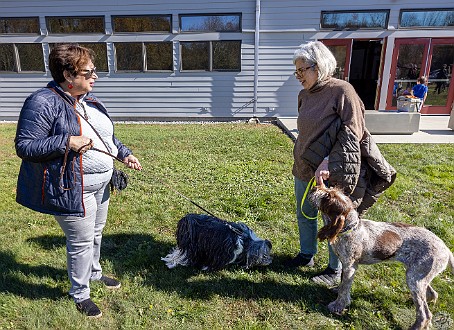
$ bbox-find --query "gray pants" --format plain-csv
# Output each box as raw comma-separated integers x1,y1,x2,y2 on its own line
55,180,110,303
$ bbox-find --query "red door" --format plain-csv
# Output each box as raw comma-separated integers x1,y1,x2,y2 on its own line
320,39,352,81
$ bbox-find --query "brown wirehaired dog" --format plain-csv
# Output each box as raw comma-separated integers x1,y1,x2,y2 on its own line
310,184,454,330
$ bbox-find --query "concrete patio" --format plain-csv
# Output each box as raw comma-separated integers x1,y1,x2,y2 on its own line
276,114,454,144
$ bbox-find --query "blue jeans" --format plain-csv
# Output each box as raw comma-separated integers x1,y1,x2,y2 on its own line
55,180,110,303
294,176,340,270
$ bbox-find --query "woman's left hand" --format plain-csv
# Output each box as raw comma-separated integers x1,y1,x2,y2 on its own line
123,155,142,170
315,159,330,186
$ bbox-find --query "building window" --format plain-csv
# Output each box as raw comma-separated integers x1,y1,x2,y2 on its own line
49,43,108,72
114,42,173,72
321,10,389,30
213,41,241,71
112,15,171,33
399,9,454,28
180,41,241,72
80,43,108,72
0,44,15,71
46,16,105,34
115,43,143,71
0,43,44,72
181,42,209,70
145,42,173,71
0,17,40,34
180,13,241,32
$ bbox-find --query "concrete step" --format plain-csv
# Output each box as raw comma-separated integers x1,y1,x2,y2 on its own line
275,114,453,143
365,110,420,135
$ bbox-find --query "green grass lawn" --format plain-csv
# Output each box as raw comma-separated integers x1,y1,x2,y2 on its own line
0,122,453,330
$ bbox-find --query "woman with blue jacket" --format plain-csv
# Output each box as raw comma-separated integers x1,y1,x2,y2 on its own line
15,44,142,318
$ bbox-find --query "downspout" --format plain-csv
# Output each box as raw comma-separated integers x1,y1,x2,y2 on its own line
253,0,260,118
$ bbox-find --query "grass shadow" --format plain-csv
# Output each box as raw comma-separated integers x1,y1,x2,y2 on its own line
28,233,408,320
27,233,338,310
0,250,67,300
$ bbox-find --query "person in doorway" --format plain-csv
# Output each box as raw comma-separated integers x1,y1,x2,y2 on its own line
285,41,396,288
411,76,428,111
434,64,448,94
15,44,142,318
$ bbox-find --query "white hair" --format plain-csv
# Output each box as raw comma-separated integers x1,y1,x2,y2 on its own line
293,41,337,81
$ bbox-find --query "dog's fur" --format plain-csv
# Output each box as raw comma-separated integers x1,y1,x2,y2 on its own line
162,213,272,271
310,185,454,330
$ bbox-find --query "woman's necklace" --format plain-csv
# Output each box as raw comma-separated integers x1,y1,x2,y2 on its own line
77,102,89,120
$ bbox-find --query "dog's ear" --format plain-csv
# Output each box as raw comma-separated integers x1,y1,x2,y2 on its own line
317,213,346,243
265,240,272,249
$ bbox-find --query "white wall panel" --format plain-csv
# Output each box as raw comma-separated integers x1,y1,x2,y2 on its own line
0,0,451,119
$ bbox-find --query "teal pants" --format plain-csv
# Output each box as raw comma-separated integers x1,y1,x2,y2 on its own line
295,176,341,270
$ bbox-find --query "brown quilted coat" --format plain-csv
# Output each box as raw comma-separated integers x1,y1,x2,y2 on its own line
302,117,397,215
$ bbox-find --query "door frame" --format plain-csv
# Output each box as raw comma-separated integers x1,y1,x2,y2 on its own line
321,38,385,110
320,39,352,80
386,37,454,114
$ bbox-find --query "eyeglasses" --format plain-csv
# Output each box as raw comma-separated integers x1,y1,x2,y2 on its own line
79,67,97,78
293,65,315,77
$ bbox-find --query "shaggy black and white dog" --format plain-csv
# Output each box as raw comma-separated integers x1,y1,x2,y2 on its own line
162,213,272,271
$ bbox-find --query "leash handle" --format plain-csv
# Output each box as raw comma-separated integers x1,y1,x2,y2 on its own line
91,146,124,163
301,176,318,220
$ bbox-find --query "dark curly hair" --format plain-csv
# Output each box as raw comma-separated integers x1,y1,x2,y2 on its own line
48,44,95,83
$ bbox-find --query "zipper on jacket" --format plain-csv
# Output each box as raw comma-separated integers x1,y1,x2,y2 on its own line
75,110,86,217
41,166,47,204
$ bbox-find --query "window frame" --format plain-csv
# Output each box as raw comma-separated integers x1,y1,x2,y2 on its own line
111,14,172,34
179,13,242,33
0,43,45,73
320,9,390,30
45,16,106,34
179,40,241,72
144,42,174,72
114,41,174,72
48,42,109,73
398,8,454,29
0,16,41,34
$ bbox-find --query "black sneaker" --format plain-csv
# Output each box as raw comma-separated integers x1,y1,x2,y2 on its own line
284,253,314,268
76,298,102,318
99,275,121,289
311,266,341,288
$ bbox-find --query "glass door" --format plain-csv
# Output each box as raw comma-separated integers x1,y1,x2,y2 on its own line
426,39,454,114
387,38,454,114
387,38,429,110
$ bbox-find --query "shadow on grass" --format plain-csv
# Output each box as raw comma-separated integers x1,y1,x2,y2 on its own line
19,233,409,326
21,233,409,325
0,250,67,300
25,233,338,307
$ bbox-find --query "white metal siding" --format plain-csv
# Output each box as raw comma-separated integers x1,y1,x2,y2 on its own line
0,0,452,119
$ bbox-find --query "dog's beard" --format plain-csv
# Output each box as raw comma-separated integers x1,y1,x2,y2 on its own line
161,248,189,268
242,226,272,268
162,214,272,270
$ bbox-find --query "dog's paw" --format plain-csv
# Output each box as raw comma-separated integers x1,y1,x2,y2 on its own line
328,300,347,315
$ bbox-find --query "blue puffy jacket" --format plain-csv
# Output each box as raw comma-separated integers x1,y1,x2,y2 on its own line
15,81,132,216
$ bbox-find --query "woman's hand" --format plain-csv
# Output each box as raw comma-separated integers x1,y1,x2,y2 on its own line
123,155,142,170
69,135,93,154
315,158,330,186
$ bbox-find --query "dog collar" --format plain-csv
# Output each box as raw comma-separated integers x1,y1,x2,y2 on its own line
338,220,359,236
